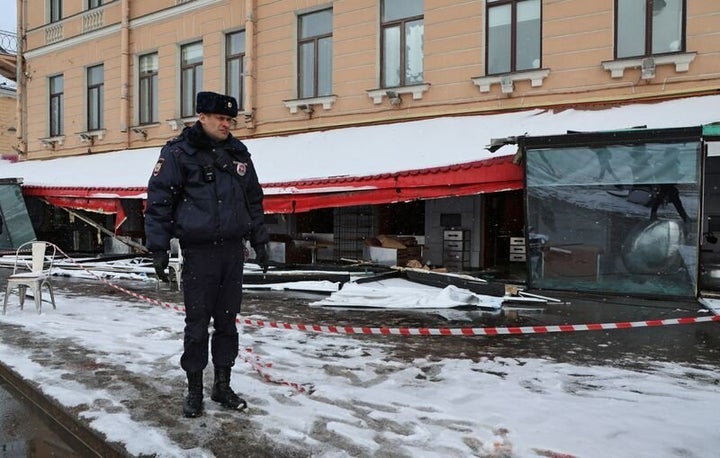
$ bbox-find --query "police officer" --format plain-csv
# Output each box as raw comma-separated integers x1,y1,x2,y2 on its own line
144,91,269,418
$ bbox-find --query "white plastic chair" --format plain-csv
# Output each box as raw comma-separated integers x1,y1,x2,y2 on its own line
168,238,183,290
3,241,57,314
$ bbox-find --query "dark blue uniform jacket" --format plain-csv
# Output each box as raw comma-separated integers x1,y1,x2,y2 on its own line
144,122,269,253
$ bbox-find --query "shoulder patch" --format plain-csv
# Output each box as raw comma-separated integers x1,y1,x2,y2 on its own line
233,161,247,176
152,158,165,176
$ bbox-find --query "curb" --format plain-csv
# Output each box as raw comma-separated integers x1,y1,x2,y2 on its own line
0,360,130,457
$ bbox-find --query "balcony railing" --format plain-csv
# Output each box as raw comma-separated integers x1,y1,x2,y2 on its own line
82,8,105,32
0,30,17,54
45,23,64,44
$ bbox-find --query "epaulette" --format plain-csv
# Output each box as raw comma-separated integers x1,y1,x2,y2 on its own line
166,136,183,146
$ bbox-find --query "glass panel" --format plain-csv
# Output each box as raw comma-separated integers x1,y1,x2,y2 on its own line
139,55,157,124
617,0,646,58
300,9,332,38
525,142,701,297
182,43,202,65
318,37,333,96
50,0,62,22
299,42,315,98
383,25,401,87
139,77,151,124
50,96,62,136
181,68,195,117
652,0,683,53
139,53,158,75
226,58,242,105
383,0,424,22
487,4,511,74
227,31,245,55
0,184,37,250
88,65,103,85
88,88,99,130
50,75,63,136
151,74,158,121
516,0,541,70
50,75,63,93
405,19,423,84
97,84,104,129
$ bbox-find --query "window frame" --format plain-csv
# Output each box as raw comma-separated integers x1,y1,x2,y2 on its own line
86,64,104,132
138,52,158,125
614,0,687,60
49,74,64,137
485,0,542,76
380,0,424,89
180,41,203,118
297,8,333,99
225,31,246,112
87,0,102,9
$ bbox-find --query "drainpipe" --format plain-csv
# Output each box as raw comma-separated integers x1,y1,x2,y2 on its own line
244,0,256,130
120,0,130,144
16,0,27,158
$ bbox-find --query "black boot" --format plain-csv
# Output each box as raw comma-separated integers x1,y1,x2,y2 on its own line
211,367,247,410
183,371,204,418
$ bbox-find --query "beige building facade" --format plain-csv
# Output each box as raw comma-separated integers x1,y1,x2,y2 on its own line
0,86,16,156
16,0,720,160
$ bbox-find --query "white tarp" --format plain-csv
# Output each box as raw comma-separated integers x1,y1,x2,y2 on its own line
310,278,505,310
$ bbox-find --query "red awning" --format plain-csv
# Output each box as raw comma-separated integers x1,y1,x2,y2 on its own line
20,156,522,214
261,155,523,213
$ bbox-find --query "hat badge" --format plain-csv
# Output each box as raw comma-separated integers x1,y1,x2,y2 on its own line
227,102,232,108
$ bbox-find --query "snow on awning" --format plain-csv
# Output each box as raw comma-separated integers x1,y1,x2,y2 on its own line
3,94,720,214
261,156,522,213
17,156,522,214
21,186,146,214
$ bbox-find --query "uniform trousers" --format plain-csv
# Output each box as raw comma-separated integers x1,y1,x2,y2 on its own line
179,239,245,373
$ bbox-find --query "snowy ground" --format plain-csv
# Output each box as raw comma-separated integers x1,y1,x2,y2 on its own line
0,272,719,457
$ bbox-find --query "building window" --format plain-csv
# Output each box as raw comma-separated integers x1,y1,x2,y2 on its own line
49,0,62,23
298,8,333,99
616,0,685,59
225,31,246,111
381,0,424,88
87,64,104,131
181,42,203,118
88,0,102,9
486,0,541,75
139,53,158,125
49,75,63,137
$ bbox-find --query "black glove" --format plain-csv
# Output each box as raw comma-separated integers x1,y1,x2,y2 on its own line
152,251,170,282
254,244,269,274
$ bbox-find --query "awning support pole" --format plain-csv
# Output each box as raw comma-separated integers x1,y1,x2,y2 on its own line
57,206,148,254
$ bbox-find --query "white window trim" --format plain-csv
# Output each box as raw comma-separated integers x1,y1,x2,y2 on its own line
601,52,696,79
284,95,337,114
471,69,550,94
77,129,105,143
366,84,430,104
39,136,65,149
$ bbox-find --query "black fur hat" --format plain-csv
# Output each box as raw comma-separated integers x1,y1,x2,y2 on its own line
196,91,239,117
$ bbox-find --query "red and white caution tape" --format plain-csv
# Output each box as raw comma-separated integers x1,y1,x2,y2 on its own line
240,347,315,394
240,315,720,336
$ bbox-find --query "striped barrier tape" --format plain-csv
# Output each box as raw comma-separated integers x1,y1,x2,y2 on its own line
239,314,720,336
